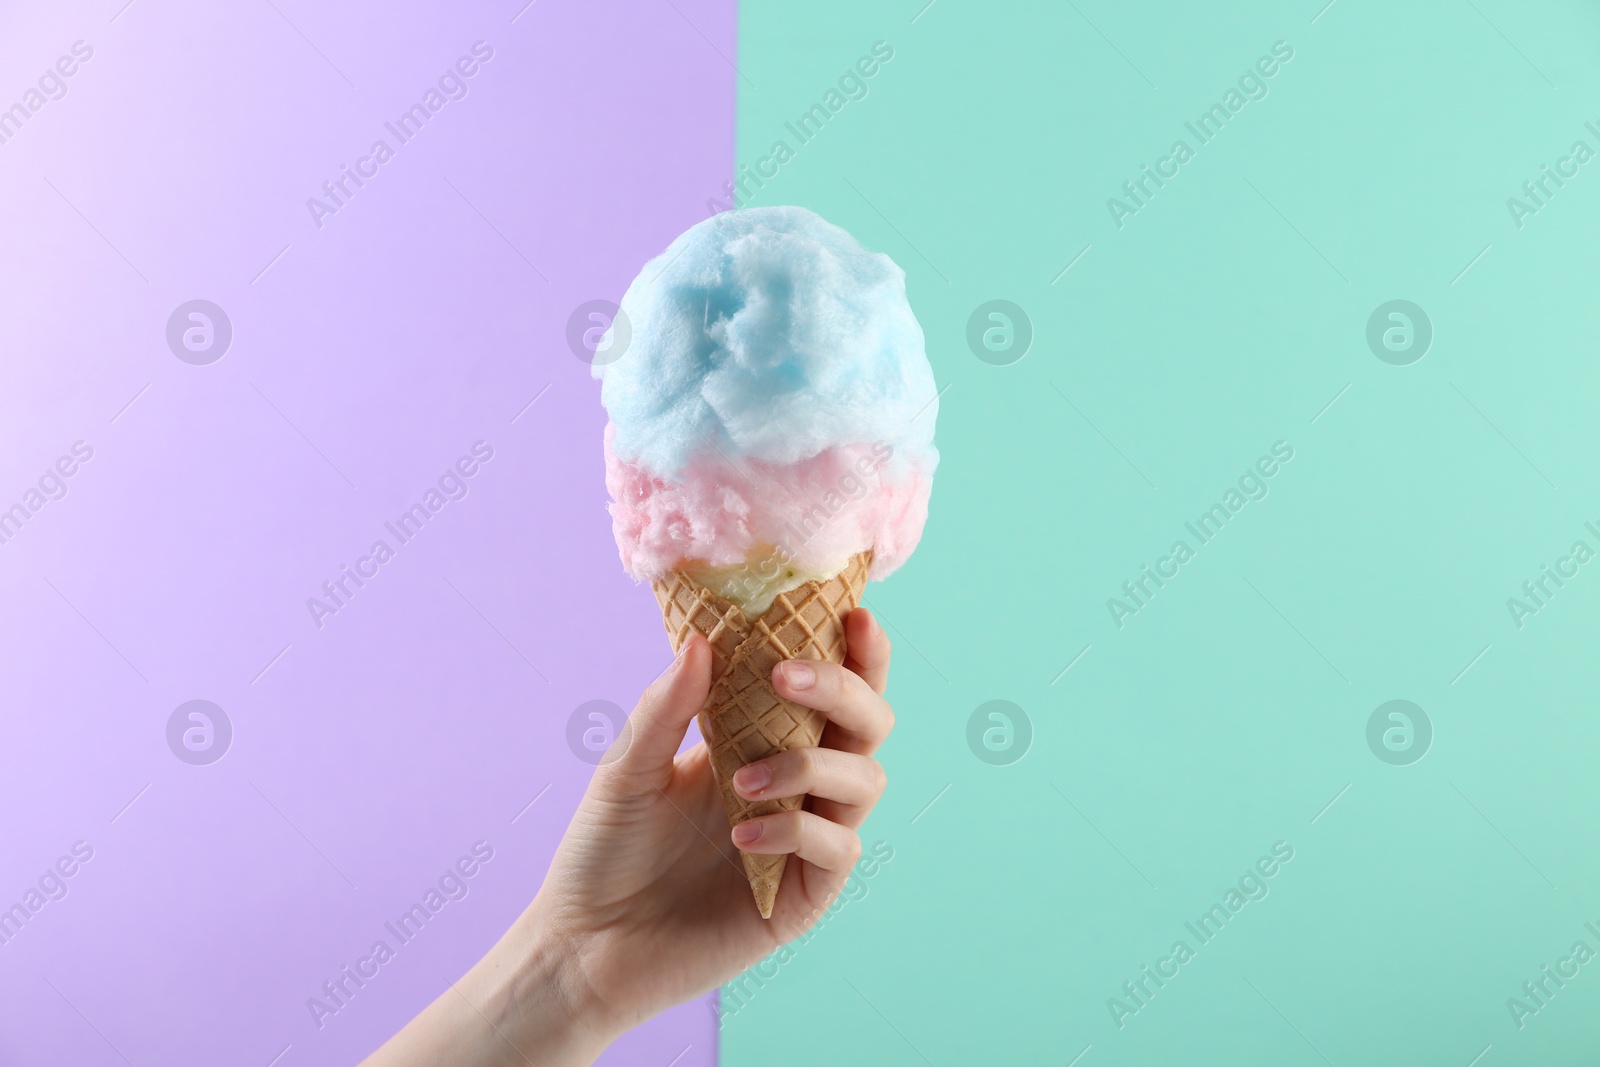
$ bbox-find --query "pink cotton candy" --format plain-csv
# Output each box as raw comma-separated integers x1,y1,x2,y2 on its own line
603,423,931,583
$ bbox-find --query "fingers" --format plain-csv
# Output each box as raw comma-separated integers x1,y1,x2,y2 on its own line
771,656,894,756
843,608,891,695
732,747,886,828
603,635,711,788
731,809,862,875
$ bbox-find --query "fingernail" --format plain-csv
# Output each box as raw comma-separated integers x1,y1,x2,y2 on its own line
781,661,815,690
732,820,762,845
734,762,771,794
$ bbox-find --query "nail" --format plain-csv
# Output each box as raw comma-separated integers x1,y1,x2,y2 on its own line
734,762,771,794
732,820,762,845
781,661,815,690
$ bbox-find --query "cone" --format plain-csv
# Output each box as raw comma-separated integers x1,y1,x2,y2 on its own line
652,551,872,918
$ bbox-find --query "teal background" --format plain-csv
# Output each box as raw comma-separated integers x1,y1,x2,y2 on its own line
723,1,1600,1064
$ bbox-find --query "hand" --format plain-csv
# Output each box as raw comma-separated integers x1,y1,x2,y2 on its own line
359,608,895,1066
535,606,895,1039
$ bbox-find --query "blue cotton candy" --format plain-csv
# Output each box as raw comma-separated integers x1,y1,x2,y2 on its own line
594,206,939,479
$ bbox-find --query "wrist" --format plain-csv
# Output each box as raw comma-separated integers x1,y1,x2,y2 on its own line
464,900,619,1065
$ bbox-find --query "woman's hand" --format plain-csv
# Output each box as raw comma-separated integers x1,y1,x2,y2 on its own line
361,608,894,1066
535,606,895,1038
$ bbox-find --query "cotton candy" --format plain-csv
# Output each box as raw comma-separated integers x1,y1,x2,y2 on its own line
595,206,938,602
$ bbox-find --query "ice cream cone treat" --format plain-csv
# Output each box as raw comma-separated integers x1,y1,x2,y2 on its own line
594,206,939,917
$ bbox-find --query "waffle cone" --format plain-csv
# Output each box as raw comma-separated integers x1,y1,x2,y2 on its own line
651,551,872,918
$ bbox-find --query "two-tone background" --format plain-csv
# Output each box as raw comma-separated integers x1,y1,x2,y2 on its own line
5,0,1600,1063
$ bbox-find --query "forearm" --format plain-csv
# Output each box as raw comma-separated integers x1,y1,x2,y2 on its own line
360,906,613,1067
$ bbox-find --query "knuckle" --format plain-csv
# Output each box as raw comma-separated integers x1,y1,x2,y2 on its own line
790,746,823,781
780,742,812,783
816,659,846,698
778,808,808,838
844,833,864,866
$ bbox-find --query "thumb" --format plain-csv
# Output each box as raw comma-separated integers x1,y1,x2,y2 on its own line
603,635,711,788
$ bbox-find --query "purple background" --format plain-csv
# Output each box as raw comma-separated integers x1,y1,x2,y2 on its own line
0,0,731,1063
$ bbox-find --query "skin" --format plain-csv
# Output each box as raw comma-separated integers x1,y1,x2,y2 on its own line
361,608,895,1065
